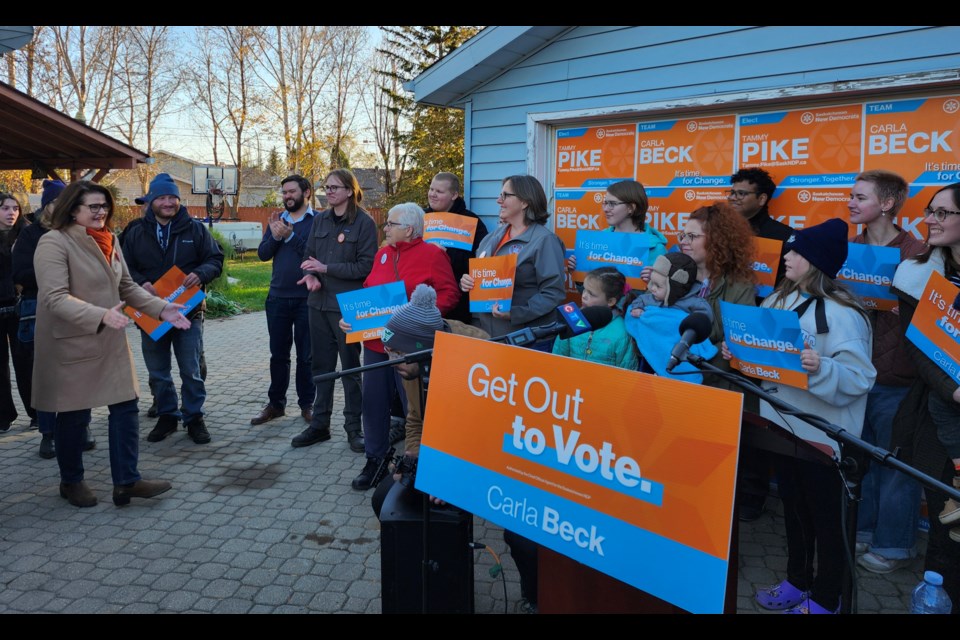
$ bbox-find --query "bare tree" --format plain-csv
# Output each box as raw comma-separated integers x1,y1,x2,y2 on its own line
361,49,407,199
253,26,334,179
183,27,226,166
48,26,124,128
323,26,369,170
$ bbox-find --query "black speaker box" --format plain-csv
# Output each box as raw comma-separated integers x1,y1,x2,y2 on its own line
379,480,474,613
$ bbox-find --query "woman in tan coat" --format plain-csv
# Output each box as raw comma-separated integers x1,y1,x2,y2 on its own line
34,181,190,508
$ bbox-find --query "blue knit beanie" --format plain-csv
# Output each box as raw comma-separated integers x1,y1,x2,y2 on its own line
784,218,849,279
138,173,180,209
40,179,66,209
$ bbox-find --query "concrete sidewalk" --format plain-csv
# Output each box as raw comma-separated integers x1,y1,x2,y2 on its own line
0,311,925,613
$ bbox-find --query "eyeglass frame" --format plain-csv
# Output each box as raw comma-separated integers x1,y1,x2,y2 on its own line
382,220,409,228
725,188,759,200
77,202,111,214
323,184,349,192
497,191,517,201
677,231,705,243
923,207,960,222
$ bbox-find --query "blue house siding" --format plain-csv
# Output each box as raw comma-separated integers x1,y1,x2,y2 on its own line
456,26,960,225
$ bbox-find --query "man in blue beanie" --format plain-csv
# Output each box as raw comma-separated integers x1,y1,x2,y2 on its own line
121,173,224,444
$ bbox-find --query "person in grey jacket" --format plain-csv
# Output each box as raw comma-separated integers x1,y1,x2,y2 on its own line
459,175,566,347
293,169,378,451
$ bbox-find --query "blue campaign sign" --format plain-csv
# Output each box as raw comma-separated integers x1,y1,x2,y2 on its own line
836,243,900,311
573,230,651,280
719,301,808,389
336,281,408,343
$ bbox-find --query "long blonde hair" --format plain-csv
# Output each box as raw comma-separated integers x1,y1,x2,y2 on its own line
768,264,869,324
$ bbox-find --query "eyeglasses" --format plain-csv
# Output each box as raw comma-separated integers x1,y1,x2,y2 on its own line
497,191,516,200
323,185,347,192
923,207,960,222
602,200,624,208
725,189,758,200
383,221,408,228
677,232,704,243
79,203,110,214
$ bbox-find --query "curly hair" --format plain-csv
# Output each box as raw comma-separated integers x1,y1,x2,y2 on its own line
689,202,757,283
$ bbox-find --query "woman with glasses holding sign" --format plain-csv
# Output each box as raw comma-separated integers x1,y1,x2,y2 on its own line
460,175,566,350
33,181,190,508
891,182,960,605
296,169,378,453
847,170,927,575
566,180,668,284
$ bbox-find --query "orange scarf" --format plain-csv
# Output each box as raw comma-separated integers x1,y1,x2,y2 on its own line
86,227,114,261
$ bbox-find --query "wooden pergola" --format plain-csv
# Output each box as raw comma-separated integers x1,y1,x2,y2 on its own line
0,80,149,182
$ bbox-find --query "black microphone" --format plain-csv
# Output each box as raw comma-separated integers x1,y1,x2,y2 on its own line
493,304,613,346
666,312,712,372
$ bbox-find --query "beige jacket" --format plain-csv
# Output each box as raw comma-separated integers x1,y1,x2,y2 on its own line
33,224,168,412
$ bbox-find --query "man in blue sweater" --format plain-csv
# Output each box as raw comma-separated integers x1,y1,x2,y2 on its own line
250,175,317,426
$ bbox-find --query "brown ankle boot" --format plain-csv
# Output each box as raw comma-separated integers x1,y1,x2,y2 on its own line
940,476,960,525
60,481,98,508
112,479,172,506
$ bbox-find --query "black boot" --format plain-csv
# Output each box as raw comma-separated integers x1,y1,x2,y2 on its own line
346,427,365,454
83,425,96,451
38,433,55,459
351,457,382,491
291,426,331,448
147,415,178,442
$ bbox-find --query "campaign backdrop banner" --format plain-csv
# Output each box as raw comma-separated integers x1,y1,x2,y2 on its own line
905,270,960,386
738,105,862,189
636,115,736,188
555,125,637,189
719,301,808,389
417,332,744,614
422,212,478,251
752,236,783,298
837,243,900,311
125,265,205,341
644,187,728,249
863,95,960,185
337,281,408,343
572,229,651,289
469,253,518,313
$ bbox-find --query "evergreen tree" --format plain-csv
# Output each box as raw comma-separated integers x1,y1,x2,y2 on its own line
266,147,284,177
376,26,480,206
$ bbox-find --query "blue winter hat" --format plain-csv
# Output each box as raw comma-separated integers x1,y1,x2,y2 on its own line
784,218,849,279
40,179,66,209
137,173,180,208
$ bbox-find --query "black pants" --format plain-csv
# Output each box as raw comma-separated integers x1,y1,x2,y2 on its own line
923,458,960,612
0,312,35,425
775,453,844,611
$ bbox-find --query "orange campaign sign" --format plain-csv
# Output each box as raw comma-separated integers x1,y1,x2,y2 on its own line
863,95,960,185
422,212,479,251
905,270,960,386
644,187,728,249
469,253,518,313
416,333,744,613
752,236,783,297
636,115,736,188
767,187,848,231
738,105,862,189
124,265,205,341
555,124,637,189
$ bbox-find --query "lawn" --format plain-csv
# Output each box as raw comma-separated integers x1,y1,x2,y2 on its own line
210,258,272,314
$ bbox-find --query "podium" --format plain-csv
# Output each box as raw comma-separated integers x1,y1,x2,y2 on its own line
538,411,837,614
379,480,475,614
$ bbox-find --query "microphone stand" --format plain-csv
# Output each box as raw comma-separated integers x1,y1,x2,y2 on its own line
680,353,960,614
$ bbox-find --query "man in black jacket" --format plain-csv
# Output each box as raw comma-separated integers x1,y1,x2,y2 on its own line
728,167,793,289
122,173,224,445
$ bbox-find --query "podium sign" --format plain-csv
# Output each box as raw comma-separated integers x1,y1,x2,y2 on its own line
417,333,743,614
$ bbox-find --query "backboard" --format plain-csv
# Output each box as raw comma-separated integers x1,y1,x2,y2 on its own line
192,165,238,195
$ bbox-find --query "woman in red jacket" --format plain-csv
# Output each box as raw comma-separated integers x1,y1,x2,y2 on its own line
340,202,459,490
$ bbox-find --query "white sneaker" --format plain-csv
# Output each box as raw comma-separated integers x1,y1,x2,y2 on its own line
857,551,912,574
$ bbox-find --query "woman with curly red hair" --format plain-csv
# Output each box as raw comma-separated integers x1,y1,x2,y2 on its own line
679,202,757,383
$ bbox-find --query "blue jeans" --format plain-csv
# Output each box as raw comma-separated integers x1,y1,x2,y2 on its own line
265,295,314,410
856,385,921,559
361,347,407,459
140,318,205,422
55,398,140,485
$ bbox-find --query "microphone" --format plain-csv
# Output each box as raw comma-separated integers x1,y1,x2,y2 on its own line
492,304,613,346
666,312,712,372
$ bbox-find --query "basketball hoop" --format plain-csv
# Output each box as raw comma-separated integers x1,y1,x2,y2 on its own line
192,164,238,222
